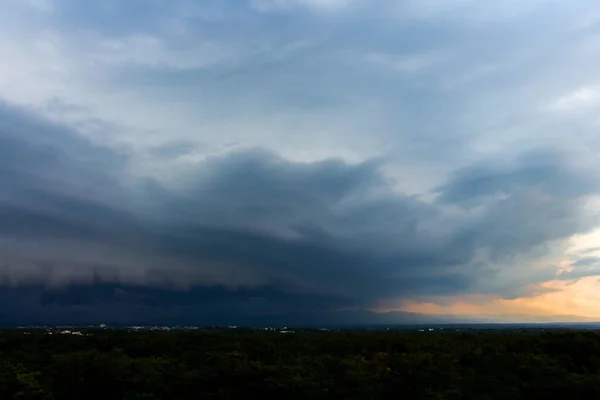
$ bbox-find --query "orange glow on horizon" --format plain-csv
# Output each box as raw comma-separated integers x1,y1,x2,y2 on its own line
390,276,600,321
385,228,600,321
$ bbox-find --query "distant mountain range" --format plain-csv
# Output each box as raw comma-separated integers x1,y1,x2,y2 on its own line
253,309,599,327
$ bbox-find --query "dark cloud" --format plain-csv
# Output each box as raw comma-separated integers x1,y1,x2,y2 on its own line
554,257,600,282
435,149,600,263
0,283,454,327
571,257,600,268
1,102,600,324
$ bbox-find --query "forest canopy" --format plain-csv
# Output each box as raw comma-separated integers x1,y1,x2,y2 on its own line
2,328,600,399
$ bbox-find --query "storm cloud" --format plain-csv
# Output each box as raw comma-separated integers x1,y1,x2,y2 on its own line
1,0,600,324
1,100,599,324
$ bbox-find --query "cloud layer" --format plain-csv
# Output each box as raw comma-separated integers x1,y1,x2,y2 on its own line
1,0,600,324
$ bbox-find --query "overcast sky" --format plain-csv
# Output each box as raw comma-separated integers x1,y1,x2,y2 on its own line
2,0,600,325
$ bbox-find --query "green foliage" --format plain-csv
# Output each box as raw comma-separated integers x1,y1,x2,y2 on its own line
1,329,600,399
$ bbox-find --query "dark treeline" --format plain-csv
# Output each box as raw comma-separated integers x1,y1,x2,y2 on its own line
2,328,600,399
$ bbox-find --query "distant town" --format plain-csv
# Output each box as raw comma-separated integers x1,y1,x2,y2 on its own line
5,322,600,336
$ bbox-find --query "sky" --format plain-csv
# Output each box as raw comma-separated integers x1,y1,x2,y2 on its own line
2,0,600,325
